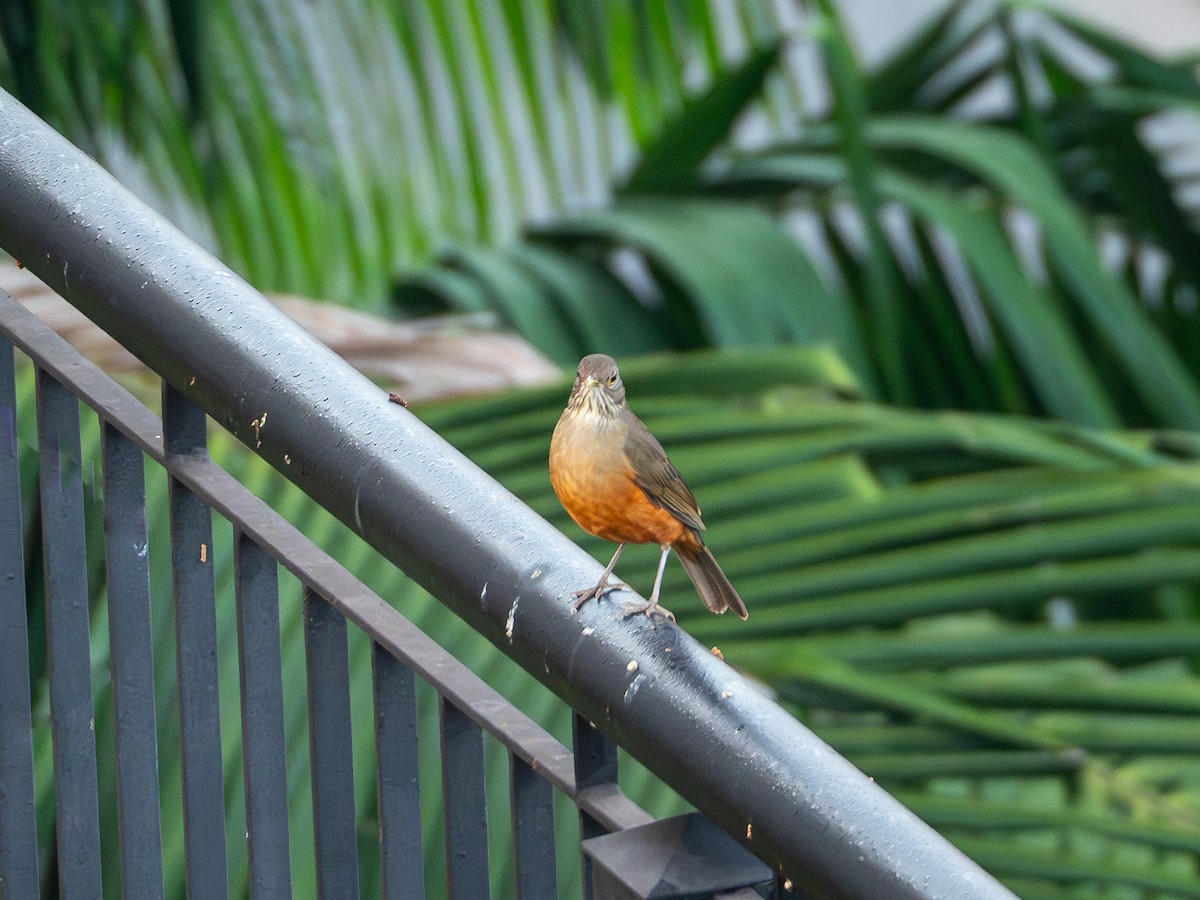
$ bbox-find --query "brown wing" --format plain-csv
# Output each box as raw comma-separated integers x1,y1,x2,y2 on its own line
621,409,706,533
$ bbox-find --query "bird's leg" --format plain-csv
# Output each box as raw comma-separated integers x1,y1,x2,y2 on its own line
621,545,676,622
572,544,627,610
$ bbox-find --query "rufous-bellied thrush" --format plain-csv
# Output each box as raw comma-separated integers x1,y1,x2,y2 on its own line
549,354,748,621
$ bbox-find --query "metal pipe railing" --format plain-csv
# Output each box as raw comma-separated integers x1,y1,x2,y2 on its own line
0,87,1015,899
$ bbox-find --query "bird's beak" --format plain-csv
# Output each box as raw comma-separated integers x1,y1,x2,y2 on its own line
582,374,599,390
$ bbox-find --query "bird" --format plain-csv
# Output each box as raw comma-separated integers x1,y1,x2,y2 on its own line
549,353,748,621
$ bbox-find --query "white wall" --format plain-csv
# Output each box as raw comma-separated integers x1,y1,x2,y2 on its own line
840,0,1200,61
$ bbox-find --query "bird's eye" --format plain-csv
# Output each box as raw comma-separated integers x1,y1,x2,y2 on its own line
608,371,619,387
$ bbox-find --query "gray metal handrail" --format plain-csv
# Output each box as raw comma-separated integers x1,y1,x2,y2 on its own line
0,86,1015,899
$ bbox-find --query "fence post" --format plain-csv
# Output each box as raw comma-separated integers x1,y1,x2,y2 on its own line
0,323,39,898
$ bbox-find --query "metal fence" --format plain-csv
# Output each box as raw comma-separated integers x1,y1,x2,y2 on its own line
0,86,1017,899
0,289,696,899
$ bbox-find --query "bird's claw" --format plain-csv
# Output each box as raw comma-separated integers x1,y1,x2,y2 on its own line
620,600,675,622
571,580,626,611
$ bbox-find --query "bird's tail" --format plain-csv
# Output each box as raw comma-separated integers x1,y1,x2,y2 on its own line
675,538,748,620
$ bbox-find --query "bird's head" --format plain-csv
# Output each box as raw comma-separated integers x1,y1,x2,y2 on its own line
567,353,627,417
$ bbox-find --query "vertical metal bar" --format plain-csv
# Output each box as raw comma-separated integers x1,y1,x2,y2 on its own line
510,754,557,900
440,698,489,900
36,366,103,898
163,383,228,899
573,712,618,838
0,338,39,897
234,531,292,898
372,642,424,900
574,712,618,900
102,419,164,899
304,587,360,900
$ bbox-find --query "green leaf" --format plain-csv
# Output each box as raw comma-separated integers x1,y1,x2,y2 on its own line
1038,6,1200,99
811,0,910,402
440,245,581,363
507,243,671,354
623,40,782,192
880,170,1117,426
868,115,1200,428
728,151,1118,425
866,0,995,114
535,197,869,373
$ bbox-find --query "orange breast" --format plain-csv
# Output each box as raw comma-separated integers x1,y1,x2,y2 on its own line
550,408,685,547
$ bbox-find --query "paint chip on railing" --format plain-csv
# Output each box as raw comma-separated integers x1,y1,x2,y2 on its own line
251,411,266,447
623,673,646,704
505,595,519,640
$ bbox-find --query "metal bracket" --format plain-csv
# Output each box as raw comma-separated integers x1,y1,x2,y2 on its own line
583,812,774,899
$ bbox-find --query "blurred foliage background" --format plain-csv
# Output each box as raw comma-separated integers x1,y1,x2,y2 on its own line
6,0,1200,897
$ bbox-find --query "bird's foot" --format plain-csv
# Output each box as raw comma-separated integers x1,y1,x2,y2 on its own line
571,580,626,611
620,599,675,622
